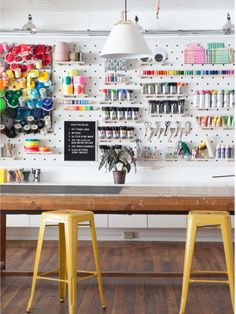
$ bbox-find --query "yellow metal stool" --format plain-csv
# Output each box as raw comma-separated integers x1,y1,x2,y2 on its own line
179,211,234,314
26,210,106,314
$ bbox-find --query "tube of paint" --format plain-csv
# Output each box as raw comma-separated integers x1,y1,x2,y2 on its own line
205,138,214,158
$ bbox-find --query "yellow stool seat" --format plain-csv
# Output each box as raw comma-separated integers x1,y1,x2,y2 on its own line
27,210,106,314
179,210,234,314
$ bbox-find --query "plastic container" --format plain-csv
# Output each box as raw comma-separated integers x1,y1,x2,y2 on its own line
199,90,205,109
193,90,200,108
211,90,217,108
217,90,224,108
205,90,211,109
224,90,230,108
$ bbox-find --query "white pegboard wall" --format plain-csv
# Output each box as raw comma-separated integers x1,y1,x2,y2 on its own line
0,36,234,172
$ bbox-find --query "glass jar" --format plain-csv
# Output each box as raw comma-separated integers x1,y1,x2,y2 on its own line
120,126,127,139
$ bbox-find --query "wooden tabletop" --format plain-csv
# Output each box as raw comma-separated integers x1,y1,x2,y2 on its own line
1,184,234,214
0,184,234,197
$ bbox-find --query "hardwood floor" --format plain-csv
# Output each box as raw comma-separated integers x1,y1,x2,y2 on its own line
0,241,233,314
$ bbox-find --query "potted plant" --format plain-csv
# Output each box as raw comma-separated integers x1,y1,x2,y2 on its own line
99,145,136,184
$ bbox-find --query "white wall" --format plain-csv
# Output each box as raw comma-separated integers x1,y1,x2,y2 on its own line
2,2,235,240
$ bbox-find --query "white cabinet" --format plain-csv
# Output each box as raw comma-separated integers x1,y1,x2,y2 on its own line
148,215,187,228
108,214,147,228
94,214,108,228
7,214,30,227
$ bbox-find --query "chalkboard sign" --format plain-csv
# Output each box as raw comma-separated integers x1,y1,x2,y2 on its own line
64,121,96,161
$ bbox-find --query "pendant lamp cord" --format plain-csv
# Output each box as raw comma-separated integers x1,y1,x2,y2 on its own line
124,0,127,21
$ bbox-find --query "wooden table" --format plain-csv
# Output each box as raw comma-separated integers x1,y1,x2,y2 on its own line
0,184,234,277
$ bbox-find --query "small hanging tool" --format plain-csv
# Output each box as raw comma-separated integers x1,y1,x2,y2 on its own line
155,0,161,19
179,127,185,140
168,128,176,142
158,127,164,139
184,121,191,135
174,121,181,137
164,121,170,136
144,122,150,137
154,121,160,136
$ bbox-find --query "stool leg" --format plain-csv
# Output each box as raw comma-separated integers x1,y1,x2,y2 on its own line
26,216,46,313
59,223,67,302
89,217,106,309
221,216,235,311
65,219,78,314
179,216,197,314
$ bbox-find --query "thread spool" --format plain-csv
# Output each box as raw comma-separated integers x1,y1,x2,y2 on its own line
18,78,26,89
14,123,22,134
19,96,26,107
27,99,35,109
31,124,39,134
26,116,35,125
39,88,47,98
30,88,40,99
55,42,69,61
0,98,6,112
35,60,42,69
0,124,5,134
44,115,51,127
14,68,21,79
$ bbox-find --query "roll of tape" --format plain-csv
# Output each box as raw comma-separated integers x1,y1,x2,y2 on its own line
62,84,73,95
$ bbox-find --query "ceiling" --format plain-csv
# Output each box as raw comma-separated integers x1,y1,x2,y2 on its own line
1,0,234,11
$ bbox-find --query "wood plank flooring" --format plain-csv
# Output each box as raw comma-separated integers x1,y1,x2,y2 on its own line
1,241,233,314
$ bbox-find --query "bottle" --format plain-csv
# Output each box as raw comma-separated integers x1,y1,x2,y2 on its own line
199,90,205,109
193,90,200,108
205,90,211,109
216,144,221,159
217,90,224,108
224,90,230,108
220,144,226,159
211,90,217,108
229,90,235,108
226,145,232,159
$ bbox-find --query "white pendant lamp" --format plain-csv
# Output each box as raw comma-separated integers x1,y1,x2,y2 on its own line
100,0,151,59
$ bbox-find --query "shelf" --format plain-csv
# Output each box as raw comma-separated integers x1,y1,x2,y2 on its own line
102,120,141,123
64,106,98,111
61,94,89,98
104,82,130,85
199,127,234,130
195,107,234,111
98,139,136,143
0,157,16,160
140,74,234,78
24,151,53,155
149,113,187,117
136,157,158,161
142,94,186,98
165,157,234,162
56,61,85,65
100,101,135,104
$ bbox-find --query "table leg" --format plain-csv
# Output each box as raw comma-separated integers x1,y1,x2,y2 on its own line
0,214,6,270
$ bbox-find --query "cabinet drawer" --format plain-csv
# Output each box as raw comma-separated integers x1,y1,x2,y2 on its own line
148,215,187,228
108,215,147,228
7,215,30,227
